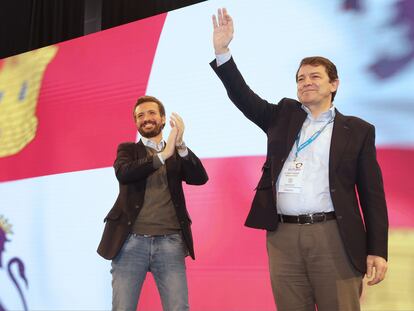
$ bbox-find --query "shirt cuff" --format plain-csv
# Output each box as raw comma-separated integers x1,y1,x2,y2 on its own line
154,153,164,168
216,50,232,66
176,141,189,158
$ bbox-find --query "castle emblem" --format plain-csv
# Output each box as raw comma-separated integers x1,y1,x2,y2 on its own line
0,46,57,157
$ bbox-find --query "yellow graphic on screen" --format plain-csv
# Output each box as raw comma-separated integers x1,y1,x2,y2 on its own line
0,46,58,157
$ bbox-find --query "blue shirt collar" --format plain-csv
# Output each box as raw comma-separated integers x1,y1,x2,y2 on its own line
140,137,165,152
301,104,336,122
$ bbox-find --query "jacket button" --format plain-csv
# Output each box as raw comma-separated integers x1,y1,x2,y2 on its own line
337,215,342,220
128,221,132,225
330,188,336,192
135,204,139,209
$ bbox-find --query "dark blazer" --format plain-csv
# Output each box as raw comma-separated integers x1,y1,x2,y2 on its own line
211,57,388,273
97,140,208,260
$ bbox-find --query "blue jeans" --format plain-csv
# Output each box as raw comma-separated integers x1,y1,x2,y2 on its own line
111,233,189,311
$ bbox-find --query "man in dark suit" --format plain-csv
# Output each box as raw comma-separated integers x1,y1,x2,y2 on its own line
97,95,208,311
211,8,388,311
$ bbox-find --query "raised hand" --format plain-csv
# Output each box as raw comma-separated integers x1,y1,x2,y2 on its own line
212,8,234,54
170,112,185,146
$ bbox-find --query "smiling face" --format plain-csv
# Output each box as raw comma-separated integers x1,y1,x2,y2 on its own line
297,64,339,109
134,101,166,139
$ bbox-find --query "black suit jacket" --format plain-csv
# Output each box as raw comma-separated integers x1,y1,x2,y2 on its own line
211,57,388,273
97,140,208,260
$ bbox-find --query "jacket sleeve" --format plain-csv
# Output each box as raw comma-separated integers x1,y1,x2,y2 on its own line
356,125,389,260
113,143,157,184
180,148,208,185
210,57,278,132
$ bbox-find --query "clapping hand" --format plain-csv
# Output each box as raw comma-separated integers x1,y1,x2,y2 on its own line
170,112,185,147
161,119,178,161
161,113,186,160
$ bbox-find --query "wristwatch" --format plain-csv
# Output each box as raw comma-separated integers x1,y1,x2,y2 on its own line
176,141,187,151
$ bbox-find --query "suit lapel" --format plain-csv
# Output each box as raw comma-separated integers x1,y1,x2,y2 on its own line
329,110,351,178
136,140,147,159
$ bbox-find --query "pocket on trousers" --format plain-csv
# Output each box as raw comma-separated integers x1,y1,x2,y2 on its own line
165,234,187,256
166,233,184,244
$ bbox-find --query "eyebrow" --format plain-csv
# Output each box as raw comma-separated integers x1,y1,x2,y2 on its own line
299,71,322,76
135,109,157,115
297,71,323,79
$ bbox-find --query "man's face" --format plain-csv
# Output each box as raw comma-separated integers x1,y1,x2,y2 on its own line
297,64,338,107
134,102,165,138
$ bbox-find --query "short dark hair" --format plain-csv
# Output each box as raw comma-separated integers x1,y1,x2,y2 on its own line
296,56,339,102
133,95,166,121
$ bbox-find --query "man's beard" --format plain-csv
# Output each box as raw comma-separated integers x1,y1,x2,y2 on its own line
138,120,164,138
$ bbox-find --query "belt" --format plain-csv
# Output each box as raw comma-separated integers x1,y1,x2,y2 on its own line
131,233,179,238
278,212,336,225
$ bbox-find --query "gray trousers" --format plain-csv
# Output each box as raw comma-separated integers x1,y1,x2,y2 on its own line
266,220,363,311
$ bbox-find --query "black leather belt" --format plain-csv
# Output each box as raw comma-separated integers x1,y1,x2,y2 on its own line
278,212,336,225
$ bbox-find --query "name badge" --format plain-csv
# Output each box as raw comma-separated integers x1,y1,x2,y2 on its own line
279,161,304,194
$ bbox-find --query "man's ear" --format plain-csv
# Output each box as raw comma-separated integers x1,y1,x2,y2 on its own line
161,115,166,129
331,79,339,92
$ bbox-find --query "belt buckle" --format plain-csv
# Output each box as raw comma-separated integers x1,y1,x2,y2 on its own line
299,213,314,225
314,212,327,222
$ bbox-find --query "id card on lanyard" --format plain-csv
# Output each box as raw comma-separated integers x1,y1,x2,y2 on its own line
278,117,334,194
279,160,305,193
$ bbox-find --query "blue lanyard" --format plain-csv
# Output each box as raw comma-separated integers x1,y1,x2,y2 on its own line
295,117,334,159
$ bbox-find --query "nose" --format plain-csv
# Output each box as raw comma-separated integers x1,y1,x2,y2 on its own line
143,113,151,121
303,76,312,86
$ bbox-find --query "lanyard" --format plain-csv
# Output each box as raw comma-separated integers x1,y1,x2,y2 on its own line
295,117,334,160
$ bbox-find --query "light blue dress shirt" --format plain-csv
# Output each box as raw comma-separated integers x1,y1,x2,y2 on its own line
141,136,166,152
276,106,335,215
216,51,335,215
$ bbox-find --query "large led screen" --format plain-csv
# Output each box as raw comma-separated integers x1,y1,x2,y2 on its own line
1,0,413,310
